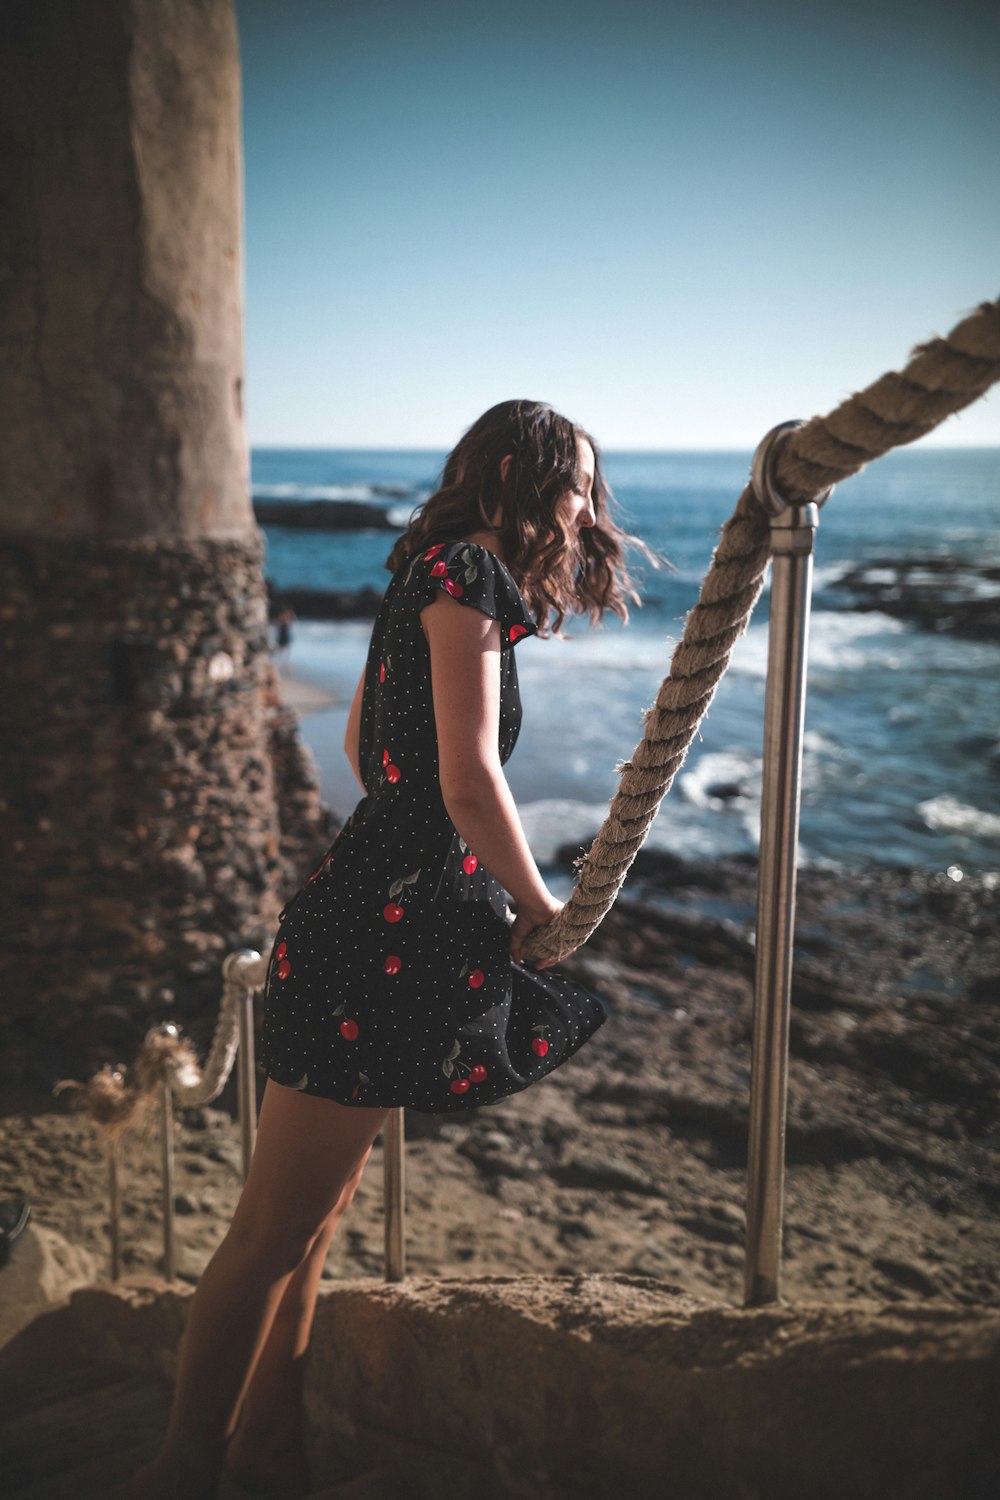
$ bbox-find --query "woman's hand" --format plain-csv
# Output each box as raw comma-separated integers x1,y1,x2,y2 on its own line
510,894,568,968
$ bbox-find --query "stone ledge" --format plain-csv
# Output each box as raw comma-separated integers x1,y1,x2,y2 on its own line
4,1274,998,1498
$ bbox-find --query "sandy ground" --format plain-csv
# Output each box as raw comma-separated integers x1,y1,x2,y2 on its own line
1,852,997,1316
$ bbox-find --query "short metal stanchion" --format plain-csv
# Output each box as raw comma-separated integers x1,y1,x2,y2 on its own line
159,1070,176,1283
744,422,834,1308
237,982,258,1181
383,1107,406,1280
107,1134,122,1282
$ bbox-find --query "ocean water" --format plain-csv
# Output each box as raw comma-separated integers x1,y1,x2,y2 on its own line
253,447,1000,876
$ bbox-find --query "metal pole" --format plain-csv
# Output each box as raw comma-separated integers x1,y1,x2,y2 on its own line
744,422,832,1308
160,1073,176,1283
383,1106,405,1280
238,984,258,1181
108,1135,122,1282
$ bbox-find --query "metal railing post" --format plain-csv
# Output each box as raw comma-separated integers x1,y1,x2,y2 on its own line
237,982,258,1181
108,1134,122,1282
383,1106,406,1280
159,1070,176,1283
744,423,832,1308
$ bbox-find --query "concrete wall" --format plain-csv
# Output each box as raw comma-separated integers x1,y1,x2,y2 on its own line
0,1,335,1085
0,0,248,539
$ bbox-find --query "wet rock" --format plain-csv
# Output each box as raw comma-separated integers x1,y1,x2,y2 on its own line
828,556,1000,641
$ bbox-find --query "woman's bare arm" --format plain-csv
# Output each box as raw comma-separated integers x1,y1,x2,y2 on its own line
343,666,367,792
420,592,554,919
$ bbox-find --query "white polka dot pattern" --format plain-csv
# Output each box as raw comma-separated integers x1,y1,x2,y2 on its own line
257,540,610,1111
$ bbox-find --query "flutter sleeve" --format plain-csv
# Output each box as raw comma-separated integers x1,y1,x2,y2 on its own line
417,541,538,650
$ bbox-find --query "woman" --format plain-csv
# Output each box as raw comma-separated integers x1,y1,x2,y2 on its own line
115,399,647,1500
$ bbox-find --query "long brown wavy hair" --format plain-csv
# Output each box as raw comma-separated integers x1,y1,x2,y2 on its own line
384,400,666,638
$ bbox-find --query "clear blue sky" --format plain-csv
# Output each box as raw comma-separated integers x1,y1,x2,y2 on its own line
236,0,999,449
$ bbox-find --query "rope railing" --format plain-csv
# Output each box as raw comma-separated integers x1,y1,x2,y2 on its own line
54,950,267,1280
520,296,1000,966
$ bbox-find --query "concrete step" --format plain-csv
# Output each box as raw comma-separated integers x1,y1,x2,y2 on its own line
0,1359,170,1498
0,1357,401,1500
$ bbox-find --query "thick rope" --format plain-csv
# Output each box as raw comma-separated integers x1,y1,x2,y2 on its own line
53,951,269,1139
522,296,1000,965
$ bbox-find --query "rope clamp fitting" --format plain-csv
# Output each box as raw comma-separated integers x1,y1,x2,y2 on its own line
751,421,836,517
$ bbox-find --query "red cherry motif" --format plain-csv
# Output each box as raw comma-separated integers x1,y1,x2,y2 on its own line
443,579,464,597
386,764,401,783
450,1078,471,1094
430,560,447,576
382,749,389,767
277,958,292,981
463,854,478,874
379,661,386,683
469,1064,488,1083
468,968,485,989
276,941,287,960
384,954,402,975
384,903,404,923
424,544,444,559
532,1037,549,1057
340,1019,359,1041
509,624,529,643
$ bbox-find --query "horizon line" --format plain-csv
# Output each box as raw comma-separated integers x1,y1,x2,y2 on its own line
248,442,1000,454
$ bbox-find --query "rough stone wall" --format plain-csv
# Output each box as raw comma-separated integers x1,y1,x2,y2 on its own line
0,532,339,1087
15,1275,1000,1500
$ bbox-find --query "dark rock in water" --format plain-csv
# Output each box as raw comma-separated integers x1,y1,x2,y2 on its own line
254,498,401,531
267,582,386,620
828,556,1000,640
704,781,751,802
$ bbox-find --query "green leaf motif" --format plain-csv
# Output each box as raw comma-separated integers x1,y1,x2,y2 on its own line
464,567,477,583
442,1059,454,1077
447,1040,462,1060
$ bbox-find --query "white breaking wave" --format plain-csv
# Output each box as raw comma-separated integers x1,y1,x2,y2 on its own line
729,610,909,680
678,749,762,809
917,795,1000,841
254,483,385,502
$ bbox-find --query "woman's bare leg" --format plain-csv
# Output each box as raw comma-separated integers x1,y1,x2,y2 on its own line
222,1143,376,1490
110,1081,390,1500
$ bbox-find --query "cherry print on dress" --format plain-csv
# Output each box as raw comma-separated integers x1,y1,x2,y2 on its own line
441,1038,488,1094
383,869,420,923
331,1000,359,1040
460,961,485,988
384,954,402,975
509,624,529,643
531,1024,551,1057
351,1070,371,1100
458,836,478,874
425,544,480,603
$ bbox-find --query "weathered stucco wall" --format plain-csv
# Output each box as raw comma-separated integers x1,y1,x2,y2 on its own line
21,1274,1000,1500
0,0,248,539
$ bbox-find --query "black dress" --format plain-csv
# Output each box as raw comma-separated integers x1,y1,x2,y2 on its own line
257,539,610,1112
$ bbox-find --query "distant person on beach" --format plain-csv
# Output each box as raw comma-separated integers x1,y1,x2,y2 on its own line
273,607,296,662
112,400,653,1500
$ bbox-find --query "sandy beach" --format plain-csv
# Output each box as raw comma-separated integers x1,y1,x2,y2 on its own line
2,850,996,1331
